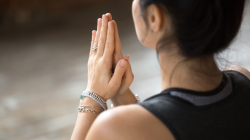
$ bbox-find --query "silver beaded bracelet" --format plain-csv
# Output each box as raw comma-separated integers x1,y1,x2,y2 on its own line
81,90,107,111
78,105,103,112
83,90,106,104
77,106,101,114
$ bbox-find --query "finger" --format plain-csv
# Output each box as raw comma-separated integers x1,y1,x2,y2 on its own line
124,56,134,85
122,62,134,88
124,55,130,61
93,18,102,53
103,21,115,61
126,63,133,81
123,55,133,83
109,59,128,87
97,15,108,57
112,20,124,71
90,30,96,56
113,21,123,57
106,13,112,21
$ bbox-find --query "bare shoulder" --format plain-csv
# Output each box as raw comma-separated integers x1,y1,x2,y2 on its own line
86,104,175,140
223,65,250,80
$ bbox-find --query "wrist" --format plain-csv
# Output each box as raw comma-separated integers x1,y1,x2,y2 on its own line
85,88,108,102
110,88,138,106
81,90,108,110
112,88,132,99
80,97,102,108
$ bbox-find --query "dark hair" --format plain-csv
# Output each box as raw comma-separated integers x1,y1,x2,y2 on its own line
140,0,245,58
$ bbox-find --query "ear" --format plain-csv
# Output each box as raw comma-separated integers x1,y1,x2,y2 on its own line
147,4,164,33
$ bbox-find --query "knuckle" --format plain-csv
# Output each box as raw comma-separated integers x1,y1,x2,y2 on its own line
105,42,110,48
94,40,98,45
100,57,111,65
98,38,104,44
102,57,110,63
94,56,99,62
99,61,105,67
101,60,110,69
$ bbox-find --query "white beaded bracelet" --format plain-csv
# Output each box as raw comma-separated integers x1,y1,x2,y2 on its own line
80,90,107,111
78,105,103,112
77,106,101,114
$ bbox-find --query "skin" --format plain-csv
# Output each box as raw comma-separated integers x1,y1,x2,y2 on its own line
71,0,250,139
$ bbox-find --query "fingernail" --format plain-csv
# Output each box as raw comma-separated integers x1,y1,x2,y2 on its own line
125,55,130,61
102,15,106,22
120,59,127,67
108,21,112,28
98,18,101,26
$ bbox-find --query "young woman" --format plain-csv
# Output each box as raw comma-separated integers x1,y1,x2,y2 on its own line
71,0,250,139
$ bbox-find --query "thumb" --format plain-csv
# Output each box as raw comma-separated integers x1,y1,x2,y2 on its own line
123,55,134,85
109,59,128,87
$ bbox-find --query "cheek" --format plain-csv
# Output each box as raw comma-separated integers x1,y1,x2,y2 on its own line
132,0,147,43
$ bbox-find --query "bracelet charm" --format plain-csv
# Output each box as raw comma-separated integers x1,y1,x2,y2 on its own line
80,95,84,100
135,94,140,102
78,106,85,112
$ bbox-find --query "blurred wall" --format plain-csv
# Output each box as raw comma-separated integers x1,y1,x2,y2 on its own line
0,1,136,139
0,0,114,26
0,1,249,140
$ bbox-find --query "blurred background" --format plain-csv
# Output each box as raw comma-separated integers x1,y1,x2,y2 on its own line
0,0,249,140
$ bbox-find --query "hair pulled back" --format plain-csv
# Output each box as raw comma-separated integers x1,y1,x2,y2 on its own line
140,0,245,57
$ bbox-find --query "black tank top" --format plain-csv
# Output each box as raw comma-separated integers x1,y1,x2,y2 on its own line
136,70,250,140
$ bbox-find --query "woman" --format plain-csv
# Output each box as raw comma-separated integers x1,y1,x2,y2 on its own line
71,0,250,139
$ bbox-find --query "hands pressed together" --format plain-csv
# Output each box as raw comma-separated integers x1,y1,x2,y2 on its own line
86,13,134,102
71,13,136,140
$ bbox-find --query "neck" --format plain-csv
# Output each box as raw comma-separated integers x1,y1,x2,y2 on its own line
159,49,222,92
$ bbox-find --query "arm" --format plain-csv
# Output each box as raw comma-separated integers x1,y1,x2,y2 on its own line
223,65,250,80
85,105,175,140
71,14,129,140
71,98,103,140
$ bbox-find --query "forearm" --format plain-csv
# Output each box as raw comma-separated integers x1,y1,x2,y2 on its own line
110,88,137,107
71,97,103,140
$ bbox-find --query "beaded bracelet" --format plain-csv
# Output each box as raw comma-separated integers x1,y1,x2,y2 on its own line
82,90,106,104
79,105,103,112
77,106,101,114
80,90,107,111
